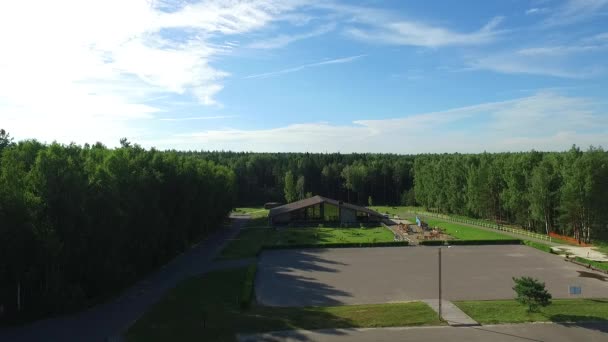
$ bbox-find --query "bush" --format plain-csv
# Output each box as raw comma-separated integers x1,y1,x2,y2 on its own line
512,276,552,312
419,239,521,246
574,257,608,272
523,240,553,253
262,241,409,250
239,264,257,310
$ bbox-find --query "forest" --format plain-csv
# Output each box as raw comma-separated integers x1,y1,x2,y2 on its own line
413,148,608,243
0,130,236,322
195,147,608,243
195,151,416,206
1,127,607,322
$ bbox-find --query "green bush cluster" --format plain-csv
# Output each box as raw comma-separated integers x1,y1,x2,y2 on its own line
523,240,553,253
239,264,257,310
574,257,608,272
262,241,409,251
419,239,522,246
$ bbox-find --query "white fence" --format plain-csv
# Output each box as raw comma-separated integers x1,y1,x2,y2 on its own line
407,211,552,242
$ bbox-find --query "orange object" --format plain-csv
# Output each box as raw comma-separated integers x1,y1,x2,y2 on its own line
548,232,592,247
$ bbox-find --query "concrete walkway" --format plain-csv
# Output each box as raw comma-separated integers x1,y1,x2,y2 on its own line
238,323,608,342
551,246,608,262
0,215,251,342
422,299,479,326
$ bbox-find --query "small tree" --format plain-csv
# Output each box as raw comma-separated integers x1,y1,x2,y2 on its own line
512,276,552,312
368,196,373,206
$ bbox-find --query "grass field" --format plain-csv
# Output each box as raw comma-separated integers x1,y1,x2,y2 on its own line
218,226,394,259
126,267,442,342
233,207,269,219
370,206,417,217
408,216,513,240
455,299,608,324
575,257,608,271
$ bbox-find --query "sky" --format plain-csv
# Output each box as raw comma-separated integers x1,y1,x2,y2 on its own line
1,0,607,153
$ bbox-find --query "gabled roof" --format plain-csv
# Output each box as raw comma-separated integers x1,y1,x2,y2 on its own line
268,195,383,217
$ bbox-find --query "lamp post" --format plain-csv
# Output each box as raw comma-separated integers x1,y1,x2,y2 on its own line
438,247,442,321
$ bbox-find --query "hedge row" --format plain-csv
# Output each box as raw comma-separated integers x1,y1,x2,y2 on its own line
574,257,608,272
419,239,522,246
262,241,409,251
523,240,554,253
239,263,257,310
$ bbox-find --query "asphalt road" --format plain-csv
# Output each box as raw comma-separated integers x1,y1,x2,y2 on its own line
0,215,249,342
256,245,608,306
239,323,608,342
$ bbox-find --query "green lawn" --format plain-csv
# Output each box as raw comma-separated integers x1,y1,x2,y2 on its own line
593,240,608,255
575,257,608,271
219,226,394,259
233,207,269,219
409,217,514,240
369,206,416,217
455,299,608,324
126,268,442,342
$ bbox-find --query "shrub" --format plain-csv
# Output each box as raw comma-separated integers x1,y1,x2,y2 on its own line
419,239,521,246
574,257,608,272
262,241,409,250
239,264,257,310
523,240,552,253
512,276,552,312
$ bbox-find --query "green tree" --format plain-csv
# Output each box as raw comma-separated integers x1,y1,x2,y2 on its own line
283,171,297,203
512,276,552,312
296,175,305,200
0,128,13,151
529,157,560,235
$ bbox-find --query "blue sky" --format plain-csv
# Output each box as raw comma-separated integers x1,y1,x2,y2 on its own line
1,0,607,153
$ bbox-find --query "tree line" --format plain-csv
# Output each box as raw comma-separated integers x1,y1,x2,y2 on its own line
0,130,235,322
414,147,608,242
197,148,607,242
195,151,416,206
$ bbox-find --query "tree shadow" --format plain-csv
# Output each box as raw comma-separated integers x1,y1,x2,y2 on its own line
551,315,608,334
577,271,608,281
256,249,352,307
240,248,368,341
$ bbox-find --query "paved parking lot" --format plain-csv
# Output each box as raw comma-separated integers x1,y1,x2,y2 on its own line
256,245,608,307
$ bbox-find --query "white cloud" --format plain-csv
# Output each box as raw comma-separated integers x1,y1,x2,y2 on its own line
244,55,365,79
517,45,604,56
542,0,608,26
328,2,504,47
159,115,236,121
347,17,502,47
247,23,335,49
525,7,548,15
0,0,308,145
160,92,607,153
468,52,604,78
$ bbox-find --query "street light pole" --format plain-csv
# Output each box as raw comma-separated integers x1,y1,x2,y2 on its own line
438,247,442,321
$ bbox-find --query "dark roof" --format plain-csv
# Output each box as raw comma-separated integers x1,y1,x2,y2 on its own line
269,195,383,217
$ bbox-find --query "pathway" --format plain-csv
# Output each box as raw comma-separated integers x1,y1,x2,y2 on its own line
422,299,479,326
238,323,608,342
0,214,251,342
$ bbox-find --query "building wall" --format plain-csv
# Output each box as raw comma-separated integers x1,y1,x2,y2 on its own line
340,207,357,223
272,213,291,224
